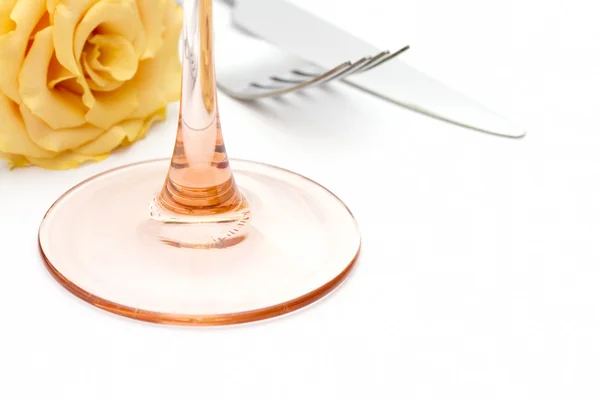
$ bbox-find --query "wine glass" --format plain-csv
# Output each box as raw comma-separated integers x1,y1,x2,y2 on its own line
38,0,361,326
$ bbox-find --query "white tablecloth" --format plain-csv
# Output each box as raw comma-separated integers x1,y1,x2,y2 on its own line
1,0,599,398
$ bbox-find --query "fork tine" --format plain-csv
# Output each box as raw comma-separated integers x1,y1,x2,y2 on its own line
270,76,308,85
289,62,354,89
284,63,353,83
224,45,408,101
290,55,377,80
354,51,390,72
291,70,319,78
239,61,352,100
359,46,410,73
322,57,372,83
250,82,284,90
291,47,407,82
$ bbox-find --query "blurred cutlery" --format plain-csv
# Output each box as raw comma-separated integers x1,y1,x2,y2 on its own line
228,0,525,138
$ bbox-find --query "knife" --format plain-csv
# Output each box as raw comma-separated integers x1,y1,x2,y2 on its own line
230,0,526,138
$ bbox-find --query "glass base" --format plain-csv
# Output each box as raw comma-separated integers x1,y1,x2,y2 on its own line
38,159,361,326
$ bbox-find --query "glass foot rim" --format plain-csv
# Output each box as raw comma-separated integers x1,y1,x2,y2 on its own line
39,158,361,326
40,245,359,326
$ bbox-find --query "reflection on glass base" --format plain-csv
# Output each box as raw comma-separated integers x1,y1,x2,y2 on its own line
38,159,361,326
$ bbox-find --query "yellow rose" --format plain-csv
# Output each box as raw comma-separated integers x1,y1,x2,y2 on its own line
0,0,182,169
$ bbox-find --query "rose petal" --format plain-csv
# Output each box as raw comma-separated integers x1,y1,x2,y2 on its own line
0,93,55,158
84,68,124,92
75,118,144,156
53,0,98,76
73,0,146,62
87,33,139,81
53,0,99,108
134,107,167,141
18,26,87,130
129,1,182,119
20,103,104,153
84,80,139,130
81,44,115,89
0,0,46,102
57,77,85,95
137,0,167,59
68,0,147,110
30,11,50,39
46,0,57,16
163,2,183,103
76,108,166,156
0,0,18,35
80,42,126,92
83,55,123,91
25,151,108,170
48,54,77,89
0,152,30,169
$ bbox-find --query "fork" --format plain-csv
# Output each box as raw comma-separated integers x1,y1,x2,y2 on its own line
246,48,409,100
213,4,409,100
216,40,410,100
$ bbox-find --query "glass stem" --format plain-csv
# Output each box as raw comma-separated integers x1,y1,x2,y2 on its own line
156,0,243,217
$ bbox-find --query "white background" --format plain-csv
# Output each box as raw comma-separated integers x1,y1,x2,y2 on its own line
2,0,600,398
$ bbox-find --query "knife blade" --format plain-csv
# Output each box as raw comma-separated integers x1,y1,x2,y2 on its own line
231,0,525,138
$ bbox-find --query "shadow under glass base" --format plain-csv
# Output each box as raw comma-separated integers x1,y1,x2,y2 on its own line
38,159,361,326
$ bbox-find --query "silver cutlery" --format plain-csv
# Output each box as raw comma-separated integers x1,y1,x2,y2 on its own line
214,25,410,100
227,0,526,138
